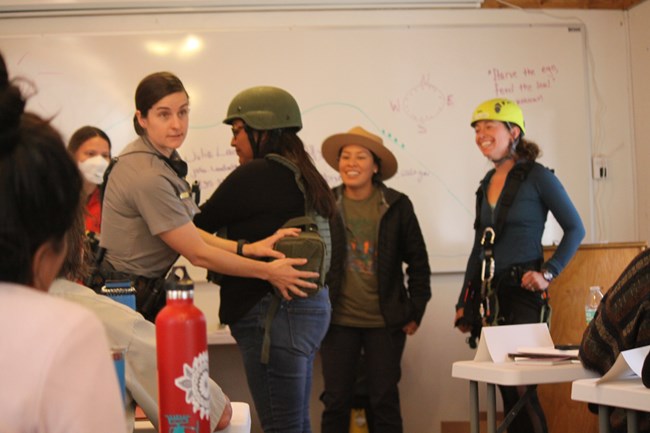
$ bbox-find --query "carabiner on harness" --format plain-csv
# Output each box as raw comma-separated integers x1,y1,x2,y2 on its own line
479,227,496,323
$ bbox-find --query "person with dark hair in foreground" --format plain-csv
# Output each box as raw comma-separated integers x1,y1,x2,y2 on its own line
0,51,127,433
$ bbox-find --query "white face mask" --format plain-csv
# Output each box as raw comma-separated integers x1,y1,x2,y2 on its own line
78,155,109,185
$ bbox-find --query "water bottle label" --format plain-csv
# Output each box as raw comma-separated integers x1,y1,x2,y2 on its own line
173,350,210,420
585,308,597,324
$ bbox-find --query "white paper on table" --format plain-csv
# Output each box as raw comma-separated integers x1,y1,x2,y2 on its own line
515,346,579,358
473,323,554,363
598,345,650,383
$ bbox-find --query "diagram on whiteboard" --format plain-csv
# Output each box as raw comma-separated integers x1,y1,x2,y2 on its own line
389,74,451,134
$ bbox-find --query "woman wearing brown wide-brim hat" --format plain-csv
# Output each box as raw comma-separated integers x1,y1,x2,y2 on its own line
320,126,431,433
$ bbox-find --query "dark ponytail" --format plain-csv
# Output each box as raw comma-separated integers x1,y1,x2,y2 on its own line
504,121,541,162
515,138,542,162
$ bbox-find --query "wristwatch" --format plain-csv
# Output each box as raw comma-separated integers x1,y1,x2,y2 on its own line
236,239,248,256
542,269,555,282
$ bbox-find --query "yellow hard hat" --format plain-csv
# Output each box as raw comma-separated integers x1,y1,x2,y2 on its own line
470,98,526,135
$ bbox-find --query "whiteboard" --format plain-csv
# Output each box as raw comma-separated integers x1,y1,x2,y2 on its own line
0,22,592,272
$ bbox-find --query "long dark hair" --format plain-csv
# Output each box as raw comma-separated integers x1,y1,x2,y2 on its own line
59,203,91,282
133,71,188,136
67,125,112,156
0,52,82,285
259,128,336,219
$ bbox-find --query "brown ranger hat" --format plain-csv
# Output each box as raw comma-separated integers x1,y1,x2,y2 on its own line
321,126,398,181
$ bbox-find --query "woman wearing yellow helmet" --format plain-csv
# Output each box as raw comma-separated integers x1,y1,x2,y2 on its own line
454,98,585,433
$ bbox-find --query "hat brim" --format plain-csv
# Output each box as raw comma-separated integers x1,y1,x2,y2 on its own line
321,133,398,181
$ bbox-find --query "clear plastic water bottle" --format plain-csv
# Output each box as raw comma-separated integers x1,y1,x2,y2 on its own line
585,286,604,324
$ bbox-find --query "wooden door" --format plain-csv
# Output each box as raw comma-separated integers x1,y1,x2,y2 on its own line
539,242,646,433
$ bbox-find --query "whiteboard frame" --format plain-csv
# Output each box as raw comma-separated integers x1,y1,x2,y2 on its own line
0,0,484,15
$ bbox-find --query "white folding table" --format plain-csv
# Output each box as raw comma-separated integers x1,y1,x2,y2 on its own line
452,360,597,433
572,377,650,433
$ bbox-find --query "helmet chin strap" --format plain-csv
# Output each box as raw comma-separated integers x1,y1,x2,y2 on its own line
491,125,521,166
246,128,261,159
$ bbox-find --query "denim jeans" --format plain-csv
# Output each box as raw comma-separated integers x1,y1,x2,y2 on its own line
320,325,407,433
229,289,331,433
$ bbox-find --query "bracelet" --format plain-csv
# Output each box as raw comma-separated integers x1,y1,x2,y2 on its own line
236,239,248,256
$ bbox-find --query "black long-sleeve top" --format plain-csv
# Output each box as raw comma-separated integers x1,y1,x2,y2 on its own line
194,158,304,324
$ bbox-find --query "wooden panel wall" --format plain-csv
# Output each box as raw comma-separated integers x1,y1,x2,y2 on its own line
539,242,646,433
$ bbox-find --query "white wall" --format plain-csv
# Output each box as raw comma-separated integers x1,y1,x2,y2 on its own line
579,10,638,243
630,0,650,242
0,5,642,433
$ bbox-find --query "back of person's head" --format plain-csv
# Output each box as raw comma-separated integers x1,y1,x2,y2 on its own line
133,71,188,136
68,125,112,155
0,52,82,286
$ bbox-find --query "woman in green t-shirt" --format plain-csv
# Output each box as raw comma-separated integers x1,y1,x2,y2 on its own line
320,126,431,433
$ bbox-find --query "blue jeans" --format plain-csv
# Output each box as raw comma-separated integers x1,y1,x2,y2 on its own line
229,289,331,433
320,325,407,433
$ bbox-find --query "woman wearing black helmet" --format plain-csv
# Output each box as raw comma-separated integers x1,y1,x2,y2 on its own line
194,85,336,433
454,98,585,433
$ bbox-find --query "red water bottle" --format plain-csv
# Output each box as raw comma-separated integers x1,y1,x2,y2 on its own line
156,266,211,432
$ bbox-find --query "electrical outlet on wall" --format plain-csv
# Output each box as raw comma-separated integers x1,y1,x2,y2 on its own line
592,155,607,180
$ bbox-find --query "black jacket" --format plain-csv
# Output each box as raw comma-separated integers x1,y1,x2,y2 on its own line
194,158,304,324
327,183,431,327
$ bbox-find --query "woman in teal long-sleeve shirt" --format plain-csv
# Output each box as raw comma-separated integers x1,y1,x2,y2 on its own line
454,98,585,433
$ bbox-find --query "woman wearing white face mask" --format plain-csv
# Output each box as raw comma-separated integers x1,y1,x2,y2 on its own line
67,126,112,234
